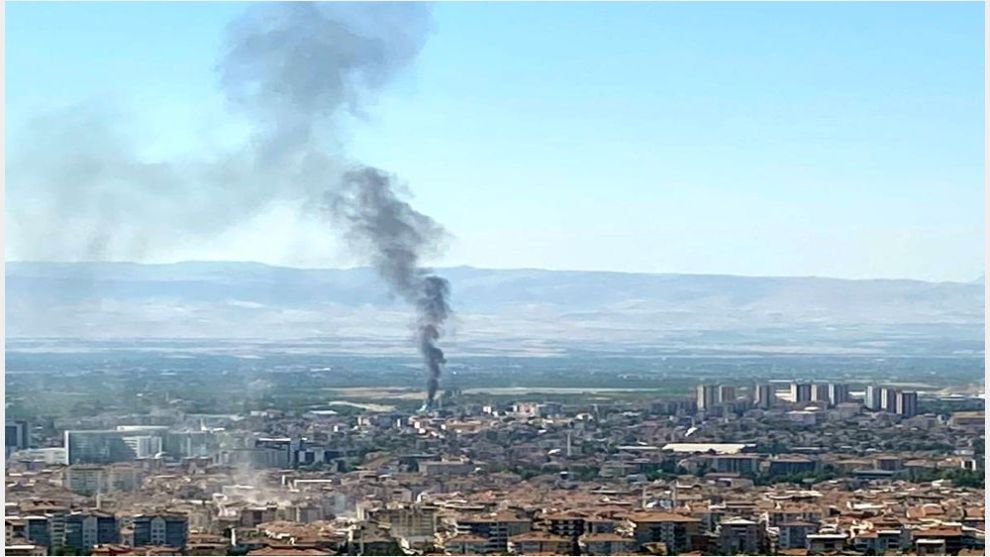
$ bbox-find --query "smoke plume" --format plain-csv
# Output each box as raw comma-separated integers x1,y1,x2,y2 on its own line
8,2,432,261
9,3,453,404
220,4,452,407
328,168,452,408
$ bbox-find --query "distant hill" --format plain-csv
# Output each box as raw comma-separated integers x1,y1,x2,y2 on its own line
5,261,984,355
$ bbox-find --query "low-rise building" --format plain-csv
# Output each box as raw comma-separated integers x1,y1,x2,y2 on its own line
807,533,847,554
579,532,637,555
456,513,533,554
630,511,700,554
717,518,766,555
777,522,818,550
509,530,571,555
131,513,188,550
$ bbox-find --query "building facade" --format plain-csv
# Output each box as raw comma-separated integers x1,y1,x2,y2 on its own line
631,512,700,554
697,385,719,411
64,512,119,553
65,465,105,496
6,420,31,458
717,518,766,554
718,386,737,405
864,385,881,411
131,514,188,549
753,384,775,409
811,384,830,406
790,383,812,404
828,383,851,406
896,391,919,418
881,387,899,413
65,431,139,464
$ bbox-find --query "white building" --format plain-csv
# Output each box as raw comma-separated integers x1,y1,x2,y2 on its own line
122,435,162,459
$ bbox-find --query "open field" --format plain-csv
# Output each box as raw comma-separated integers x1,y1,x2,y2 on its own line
326,400,398,412
324,388,425,400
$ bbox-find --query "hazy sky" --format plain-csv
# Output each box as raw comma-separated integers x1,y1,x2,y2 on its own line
6,2,985,281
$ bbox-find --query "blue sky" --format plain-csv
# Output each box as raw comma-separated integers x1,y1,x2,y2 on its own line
6,2,985,281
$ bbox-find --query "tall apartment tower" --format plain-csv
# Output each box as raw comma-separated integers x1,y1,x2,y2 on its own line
719,386,737,405
753,384,775,409
811,384,830,405
828,384,851,406
864,385,881,411
790,383,812,404
896,391,918,418
5,420,30,458
881,387,899,413
697,385,719,411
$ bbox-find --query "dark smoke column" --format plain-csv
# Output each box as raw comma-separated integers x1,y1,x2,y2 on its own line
218,4,450,411
418,276,450,408
328,168,452,411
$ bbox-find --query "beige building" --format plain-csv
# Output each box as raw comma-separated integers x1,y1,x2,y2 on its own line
630,511,701,553
509,530,571,555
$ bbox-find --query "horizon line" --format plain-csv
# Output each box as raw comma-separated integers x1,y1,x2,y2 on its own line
4,259,984,286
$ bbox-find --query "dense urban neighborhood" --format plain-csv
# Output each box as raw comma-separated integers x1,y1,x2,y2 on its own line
5,382,985,555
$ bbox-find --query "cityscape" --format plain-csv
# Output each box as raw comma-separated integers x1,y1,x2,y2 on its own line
5,2,985,557
4,370,986,556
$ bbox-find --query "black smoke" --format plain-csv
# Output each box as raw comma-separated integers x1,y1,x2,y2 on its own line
328,168,452,409
9,3,453,403
224,4,452,407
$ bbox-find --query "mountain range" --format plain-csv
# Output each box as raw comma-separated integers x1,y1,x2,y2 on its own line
6,261,984,356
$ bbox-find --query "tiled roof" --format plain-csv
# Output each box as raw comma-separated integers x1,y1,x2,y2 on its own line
628,511,700,523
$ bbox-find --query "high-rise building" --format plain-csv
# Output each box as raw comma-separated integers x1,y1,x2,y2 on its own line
790,383,812,403
881,387,899,413
255,437,303,468
163,431,211,459
65,431,136,464
121,435,162,459
65,428,166,464
131,514,188,549
864,385,881,411
718,386,737,405
753,384,775,409
896,391,918,418
828,384,851,406
811,384,830,405
218,446,291,469
696,385,719,411
5,420,30,458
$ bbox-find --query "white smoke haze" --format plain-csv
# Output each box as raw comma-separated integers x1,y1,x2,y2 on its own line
8,2,433,262
8,2,453,404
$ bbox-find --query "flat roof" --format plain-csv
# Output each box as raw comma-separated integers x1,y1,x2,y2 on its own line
662,443,751,455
